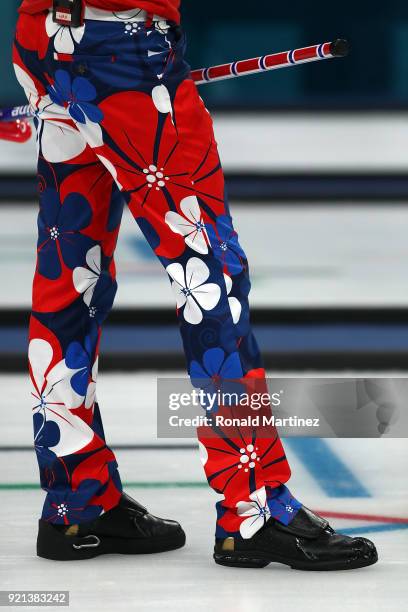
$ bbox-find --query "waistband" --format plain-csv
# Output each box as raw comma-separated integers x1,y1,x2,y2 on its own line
62,6,168,23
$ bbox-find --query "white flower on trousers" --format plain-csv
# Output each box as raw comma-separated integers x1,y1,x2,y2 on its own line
155,20,171,35
198,440,208,466
165,196,209,254
13,65,88,163
46,12,85,54
85,357,98,409
223,273,242,324
236,487,271,539
38,117,87,163
166,257,220,325
73,245,101,306
29,96,103,163
29,339,94,457
13,64,38,109
151,84,172,114
96,155,123,191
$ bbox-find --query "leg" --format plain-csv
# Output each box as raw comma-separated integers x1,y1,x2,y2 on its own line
13,13,185,560
29,125,124,524
160,80,299,538
13,13,125,525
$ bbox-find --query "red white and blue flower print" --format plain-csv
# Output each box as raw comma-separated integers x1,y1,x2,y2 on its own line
165,195,210,254
45,12,85,54
48,70,104,124
207,215,246,275
236,487,271,539
15,10,296,535
167,258,221,325
37,187,94,279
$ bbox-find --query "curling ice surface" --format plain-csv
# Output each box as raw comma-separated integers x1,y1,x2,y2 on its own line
0,372,407,612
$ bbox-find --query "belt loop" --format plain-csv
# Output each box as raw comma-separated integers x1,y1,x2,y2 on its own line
145,12,153,28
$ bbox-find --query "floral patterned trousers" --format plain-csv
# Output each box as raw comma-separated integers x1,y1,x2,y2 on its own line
13,8,300,538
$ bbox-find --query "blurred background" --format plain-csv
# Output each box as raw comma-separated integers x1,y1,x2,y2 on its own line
0,3,407,610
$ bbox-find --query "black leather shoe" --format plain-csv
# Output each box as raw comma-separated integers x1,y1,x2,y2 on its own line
214,506,378,571
37,493,186,561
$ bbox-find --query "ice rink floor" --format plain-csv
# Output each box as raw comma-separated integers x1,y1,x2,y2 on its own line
2,203,408,307
1,372,407,612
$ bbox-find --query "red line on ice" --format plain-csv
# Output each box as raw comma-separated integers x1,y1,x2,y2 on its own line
314,510,408,524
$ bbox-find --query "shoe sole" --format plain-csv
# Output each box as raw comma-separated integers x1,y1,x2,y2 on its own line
37,530,186,561
213,549,378,571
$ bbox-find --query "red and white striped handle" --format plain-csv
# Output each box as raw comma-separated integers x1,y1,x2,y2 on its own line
190,39,349,85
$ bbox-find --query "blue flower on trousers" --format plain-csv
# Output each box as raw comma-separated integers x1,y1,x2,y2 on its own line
48,70,103,124
42,483,103,524
207,216,246,274
65,334,94,397
190,348,244,410
33,412,59,469
37,188,93,280
266,485,302,526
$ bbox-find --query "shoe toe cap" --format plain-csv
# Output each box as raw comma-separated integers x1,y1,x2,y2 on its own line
145,514,185,537
351,537,378,561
